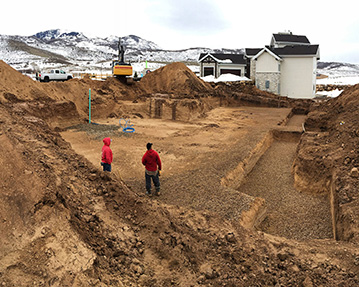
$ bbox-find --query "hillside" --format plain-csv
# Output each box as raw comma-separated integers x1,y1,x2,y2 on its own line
0,29,243,74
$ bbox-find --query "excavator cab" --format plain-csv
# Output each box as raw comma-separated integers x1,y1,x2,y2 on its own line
112,38,133,82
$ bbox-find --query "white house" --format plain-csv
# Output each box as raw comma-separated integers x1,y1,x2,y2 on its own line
246,32,320,99
198,53,247,78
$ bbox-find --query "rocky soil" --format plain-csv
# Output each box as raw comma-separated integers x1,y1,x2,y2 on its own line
1,60,359,286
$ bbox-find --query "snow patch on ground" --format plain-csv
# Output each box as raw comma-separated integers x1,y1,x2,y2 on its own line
316,69,359,97
201,74,250,82
317,76,359,85
316,89,343,98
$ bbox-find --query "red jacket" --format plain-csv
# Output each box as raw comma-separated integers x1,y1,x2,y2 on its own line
101,137,113,164
142,149,162,171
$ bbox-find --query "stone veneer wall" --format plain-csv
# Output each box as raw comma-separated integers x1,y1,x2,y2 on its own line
255,72,281,95
250,60,256,81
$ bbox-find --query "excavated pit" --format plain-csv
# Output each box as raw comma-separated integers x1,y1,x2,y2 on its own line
62,103,336,241
238,131,333,240
227,114,334,240
3,60,359,285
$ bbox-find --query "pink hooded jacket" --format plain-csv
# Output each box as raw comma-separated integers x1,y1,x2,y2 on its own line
101,137,113,164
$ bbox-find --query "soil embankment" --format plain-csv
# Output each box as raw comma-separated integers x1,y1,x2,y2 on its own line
294,84,359,243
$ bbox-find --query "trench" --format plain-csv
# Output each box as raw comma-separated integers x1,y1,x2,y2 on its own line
234,115,333,240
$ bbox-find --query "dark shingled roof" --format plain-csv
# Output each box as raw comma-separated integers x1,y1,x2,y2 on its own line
268,45,319,56
245,48,262,57
199,53,246,64
272,33,310,44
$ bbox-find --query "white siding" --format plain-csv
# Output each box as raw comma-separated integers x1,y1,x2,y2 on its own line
280,57,316,99
312,56,317,94
256,52,279,72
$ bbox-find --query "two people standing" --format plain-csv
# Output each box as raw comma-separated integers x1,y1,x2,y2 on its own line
101,138,162,197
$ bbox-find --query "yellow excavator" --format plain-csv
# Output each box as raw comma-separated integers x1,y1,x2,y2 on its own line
112,38,133,83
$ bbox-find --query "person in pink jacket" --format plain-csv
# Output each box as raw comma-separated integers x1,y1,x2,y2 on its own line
142,142,162,196
101,137,113,172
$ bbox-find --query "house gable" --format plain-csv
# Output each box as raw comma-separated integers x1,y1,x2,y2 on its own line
198,53,247,78
254,50,281,95
252,47,282,62
255,50,281,73
198,53,246,65
271,33,310,48
198,53,218,63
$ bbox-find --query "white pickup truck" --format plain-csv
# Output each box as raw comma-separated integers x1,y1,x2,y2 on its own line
36,69,73,82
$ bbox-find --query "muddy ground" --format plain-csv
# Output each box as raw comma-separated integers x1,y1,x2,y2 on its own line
1,60,359,286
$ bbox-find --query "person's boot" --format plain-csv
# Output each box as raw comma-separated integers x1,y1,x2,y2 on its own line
154,187,160,196
146,190,152,196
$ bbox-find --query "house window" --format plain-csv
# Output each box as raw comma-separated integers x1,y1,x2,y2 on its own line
278,63,281,71
203,67,214,77
265,80,270,89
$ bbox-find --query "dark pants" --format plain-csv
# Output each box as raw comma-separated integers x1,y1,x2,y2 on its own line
145,171,160,193
101,162,111,172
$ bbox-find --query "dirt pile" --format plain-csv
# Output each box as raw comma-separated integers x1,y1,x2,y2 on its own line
0,60,49,102
0,61,151,126
294,84,359,242
140,62,213,96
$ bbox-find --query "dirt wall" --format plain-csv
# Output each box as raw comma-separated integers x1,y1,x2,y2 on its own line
221,131,274,190
293,84,359,242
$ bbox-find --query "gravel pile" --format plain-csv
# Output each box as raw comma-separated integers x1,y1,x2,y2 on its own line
66,123,133,140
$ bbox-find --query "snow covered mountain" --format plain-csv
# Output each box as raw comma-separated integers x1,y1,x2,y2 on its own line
316,61,359,86
317,61,359,76
0,29,243,73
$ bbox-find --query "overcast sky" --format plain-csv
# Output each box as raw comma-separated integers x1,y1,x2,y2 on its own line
2,0,359,63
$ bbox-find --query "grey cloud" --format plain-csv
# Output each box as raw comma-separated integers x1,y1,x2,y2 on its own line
150,0,229,34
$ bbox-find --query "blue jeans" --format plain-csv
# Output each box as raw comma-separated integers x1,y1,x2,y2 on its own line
145,171,160,193
101,162,111,172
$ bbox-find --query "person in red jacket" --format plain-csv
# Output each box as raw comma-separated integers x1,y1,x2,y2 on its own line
101,137,113,172
142,142,162,196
